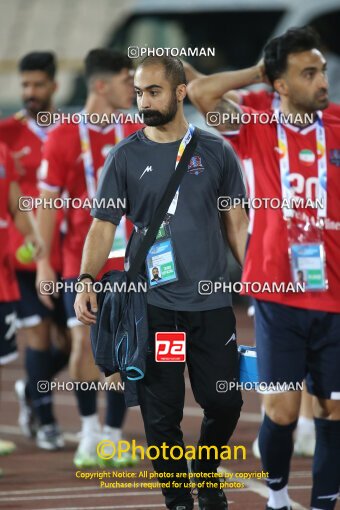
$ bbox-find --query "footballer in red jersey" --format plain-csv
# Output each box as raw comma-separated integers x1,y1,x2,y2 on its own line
37,49,143,469
0,142,44,365
186,58,340,144
185,40,340,461
223,107,340,313
0,52,69,451
0,111,61,274
208,28,340,510
39,118,138,282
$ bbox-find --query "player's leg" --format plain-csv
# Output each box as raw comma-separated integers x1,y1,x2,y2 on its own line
68,323,102,468
311,398,340,510
64,277,102,468
257,387,315,460
48,296,70,378
248,299,313,461
254,299,307,510
16,319,69,415
245,298,264,459
260,392,301,510
137,305,193,510
100,389,140,468
15,271,65,449
103,390,125,446
185,306,242,510
307,311,340,510
19,320,65,449
294,387,315,456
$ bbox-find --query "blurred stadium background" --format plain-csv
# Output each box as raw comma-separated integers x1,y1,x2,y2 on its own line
0,0,339,115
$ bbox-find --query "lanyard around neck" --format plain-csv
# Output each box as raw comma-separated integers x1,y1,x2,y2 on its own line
79,113,125,200
167,123,195,217
19,110,49,142
276,110,327,219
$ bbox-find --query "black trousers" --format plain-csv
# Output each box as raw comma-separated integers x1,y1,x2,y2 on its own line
137,304,243,509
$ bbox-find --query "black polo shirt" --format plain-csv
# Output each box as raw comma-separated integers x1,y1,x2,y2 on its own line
92,127,246,311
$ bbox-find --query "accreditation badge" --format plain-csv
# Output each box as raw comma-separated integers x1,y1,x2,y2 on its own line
289,243,327,291
287,213,328,291
146,223,178,287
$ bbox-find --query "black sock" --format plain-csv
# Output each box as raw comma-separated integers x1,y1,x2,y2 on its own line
74,385,97,416
311,418,340,510
49,346,69,377
25,347,54,426
259,414,297,491
105,390,126,428
25,347,69,400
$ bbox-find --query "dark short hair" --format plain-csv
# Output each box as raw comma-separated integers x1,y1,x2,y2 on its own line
85,48,132,80
139,55,187,88
19,52,56,79
264,26,322,85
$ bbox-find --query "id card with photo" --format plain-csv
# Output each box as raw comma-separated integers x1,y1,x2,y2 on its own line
290,242,327,291
146,238,178,287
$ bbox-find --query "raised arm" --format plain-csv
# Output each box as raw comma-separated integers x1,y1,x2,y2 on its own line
187,63,266,132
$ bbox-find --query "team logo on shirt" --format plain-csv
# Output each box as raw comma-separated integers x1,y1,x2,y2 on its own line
139,165,153,179
0,165,5,178
187,154,204,175
329,149,340,167
298,149,315,166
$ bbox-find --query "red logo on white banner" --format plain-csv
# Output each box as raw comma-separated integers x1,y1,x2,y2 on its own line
155,332,186,362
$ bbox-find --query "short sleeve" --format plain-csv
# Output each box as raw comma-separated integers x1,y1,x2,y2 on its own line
91,147,127,225
39,128,68,192
239,89,273,110
219,140,246,198
220,106,258,160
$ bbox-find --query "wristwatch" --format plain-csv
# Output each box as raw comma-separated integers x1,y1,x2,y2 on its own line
76,273,95,284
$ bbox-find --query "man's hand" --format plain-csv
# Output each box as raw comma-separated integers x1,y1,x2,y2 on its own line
24,232,45,261
74,279,98,325
255,57,270,85
36,260,58,310
181,60,204,82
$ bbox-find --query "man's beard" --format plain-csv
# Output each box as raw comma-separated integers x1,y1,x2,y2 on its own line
313,88,329,110
295,88,329,114
140,94,178,126
23,97,50,116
